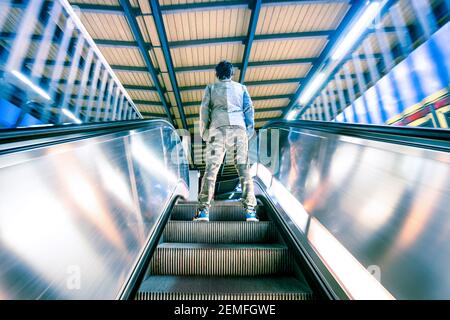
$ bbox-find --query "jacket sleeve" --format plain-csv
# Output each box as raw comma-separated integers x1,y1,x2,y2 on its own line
199,85,211,141
242,85,255,138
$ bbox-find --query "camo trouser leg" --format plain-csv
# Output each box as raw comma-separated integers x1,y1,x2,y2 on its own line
198,126,257,211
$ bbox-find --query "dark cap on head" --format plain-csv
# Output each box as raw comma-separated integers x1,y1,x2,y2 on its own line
215,60,234,80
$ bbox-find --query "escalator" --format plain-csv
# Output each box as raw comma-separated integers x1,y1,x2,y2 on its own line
0,119,449,300
136,201,312,300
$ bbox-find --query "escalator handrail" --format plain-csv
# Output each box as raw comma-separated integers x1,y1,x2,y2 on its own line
0,119,173,142
0,119,176,155
263,119,450,152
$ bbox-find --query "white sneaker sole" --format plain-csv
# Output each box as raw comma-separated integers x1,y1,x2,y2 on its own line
246,217,259,222
193,217,209,222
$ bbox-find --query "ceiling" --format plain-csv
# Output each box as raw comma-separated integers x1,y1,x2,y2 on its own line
67,0,360,135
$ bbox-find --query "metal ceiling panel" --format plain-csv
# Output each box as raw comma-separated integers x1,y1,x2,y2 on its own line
249,37,328,62
256,2,350,34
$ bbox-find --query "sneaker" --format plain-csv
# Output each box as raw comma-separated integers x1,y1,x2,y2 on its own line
245,208,259,222
193,208,209,222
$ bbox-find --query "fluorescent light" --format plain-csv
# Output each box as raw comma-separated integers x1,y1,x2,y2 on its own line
62,109,82,124
11,70,51,101
286,110,298,121
331,1,382,61
299,72,326,105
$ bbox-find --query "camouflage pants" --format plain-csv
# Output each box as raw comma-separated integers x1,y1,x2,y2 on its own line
198,126,257,210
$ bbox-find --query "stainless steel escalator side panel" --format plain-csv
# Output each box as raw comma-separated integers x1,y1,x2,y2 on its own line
0,124,189,299
256,127,450,300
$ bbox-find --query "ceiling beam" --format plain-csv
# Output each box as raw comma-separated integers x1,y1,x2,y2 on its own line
160,0,250,13
140,112,169,118
133,100,163,106
179,78,304,91
168,31,332,48
114,1,174,125
22,58,315,74
72,1,351,15
173,58,316,73
149,0,188,130
182,94,293,107
185,106,285,119
67,3,134,14
240,0,262,83
187,115,277,128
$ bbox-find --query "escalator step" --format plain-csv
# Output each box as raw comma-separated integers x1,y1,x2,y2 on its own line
148,243,294,277
172,202,265,221
163,221,279,244
136,276,313,300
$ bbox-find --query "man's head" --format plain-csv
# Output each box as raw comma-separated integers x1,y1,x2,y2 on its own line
215,60,234,80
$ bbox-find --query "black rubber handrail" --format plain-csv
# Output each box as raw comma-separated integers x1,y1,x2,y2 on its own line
0,119,176,156
0,119,173,144
263,119,450,152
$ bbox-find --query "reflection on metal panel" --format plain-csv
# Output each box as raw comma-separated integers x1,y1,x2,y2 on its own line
257,126,450,299
0,124,188,299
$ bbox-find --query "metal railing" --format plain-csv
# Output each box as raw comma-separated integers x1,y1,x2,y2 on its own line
296,0,449,129
0,0,142,129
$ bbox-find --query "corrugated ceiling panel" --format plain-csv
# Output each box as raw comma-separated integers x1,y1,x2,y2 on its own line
177,71,216,87
248,83,298,97
71,0,120,5
115,70,154,86
127,89,160,101
78,13,134,41
138,15,158,44
71,0,140,7
177,70,240,87
159,0,239,4
136,105,166,113
171,43,243,67
175,118,184,129
255,111,282,119
245,64,311,81
184,106,199,115
163,8,250,42
253,98,290,109
98,47,145,66
187,117,197,126
181,89,203,102
256,2,349,34
249,38,328,62
255,121,268,127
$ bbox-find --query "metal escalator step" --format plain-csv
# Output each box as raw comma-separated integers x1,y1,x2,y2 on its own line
136,276,313,300
148,243,294,276
172,202,265,221
163,221,279,244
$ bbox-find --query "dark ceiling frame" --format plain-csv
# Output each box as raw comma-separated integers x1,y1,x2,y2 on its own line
118,0,174,125
239,0,262,83
148,0,188,130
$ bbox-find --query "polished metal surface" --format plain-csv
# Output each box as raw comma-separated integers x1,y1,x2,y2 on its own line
0,123,188,299
256,126,450,299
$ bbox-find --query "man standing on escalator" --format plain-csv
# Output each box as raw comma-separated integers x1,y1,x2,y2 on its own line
193,60,258,222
